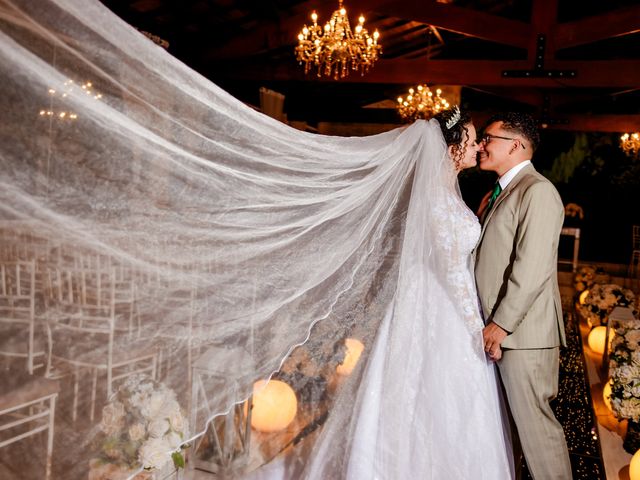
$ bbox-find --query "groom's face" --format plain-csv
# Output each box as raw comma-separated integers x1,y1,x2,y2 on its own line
478,121,512,174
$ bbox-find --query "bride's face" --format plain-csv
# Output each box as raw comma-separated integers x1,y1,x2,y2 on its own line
452,123,480,171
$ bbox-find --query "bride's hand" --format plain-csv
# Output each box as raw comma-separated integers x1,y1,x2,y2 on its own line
488,347,502,362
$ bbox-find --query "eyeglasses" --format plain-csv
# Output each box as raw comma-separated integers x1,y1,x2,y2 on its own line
481,134,526,149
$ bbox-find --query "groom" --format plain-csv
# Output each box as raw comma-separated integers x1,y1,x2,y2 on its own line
474,112,572,479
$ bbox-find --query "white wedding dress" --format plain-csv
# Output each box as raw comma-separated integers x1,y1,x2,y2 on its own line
251,127,515,480
338,199,514,479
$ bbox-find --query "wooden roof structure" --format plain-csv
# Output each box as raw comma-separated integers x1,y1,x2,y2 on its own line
102,0,640,132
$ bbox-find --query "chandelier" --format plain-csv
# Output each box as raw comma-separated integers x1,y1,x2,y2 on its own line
295,1,381,79
396,85,451,122
620,132,640,158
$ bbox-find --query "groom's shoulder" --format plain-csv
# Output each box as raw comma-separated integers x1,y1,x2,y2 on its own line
522,165,556,189
519,169,562,204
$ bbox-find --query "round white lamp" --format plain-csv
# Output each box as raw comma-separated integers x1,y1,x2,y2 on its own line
336,338,364,376
579,289,590,305
250,380,297,432
630,448,640,480
588,326,608,355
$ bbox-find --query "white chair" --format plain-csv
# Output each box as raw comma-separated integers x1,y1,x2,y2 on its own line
0,261,46,374
44,266,156,421
0,371,59,480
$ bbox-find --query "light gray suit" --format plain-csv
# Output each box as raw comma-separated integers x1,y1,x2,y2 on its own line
474,163,572,479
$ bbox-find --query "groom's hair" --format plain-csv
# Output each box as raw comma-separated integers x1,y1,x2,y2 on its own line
486,112,540,152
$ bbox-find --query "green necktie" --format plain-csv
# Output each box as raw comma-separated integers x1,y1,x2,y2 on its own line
487,182,502,212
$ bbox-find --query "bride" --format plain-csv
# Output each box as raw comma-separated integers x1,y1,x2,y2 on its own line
252,109,514,480
304,109,514,479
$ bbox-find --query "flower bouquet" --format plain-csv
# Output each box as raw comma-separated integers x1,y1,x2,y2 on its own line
90,375,188,479
579,283,635,326
573,265,596,293
608,313,640,452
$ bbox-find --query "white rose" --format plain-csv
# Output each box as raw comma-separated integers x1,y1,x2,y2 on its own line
128,423,146,442
141,393,166,420
148,419,170,438
100,401,125,436
616,365,637,384
169,411,185,433
626,331,640,347
138,437,171,470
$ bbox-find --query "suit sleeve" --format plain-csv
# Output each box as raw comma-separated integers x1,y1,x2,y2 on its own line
489,181,564,333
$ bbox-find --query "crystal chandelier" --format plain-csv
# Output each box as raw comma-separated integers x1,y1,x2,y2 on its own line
396,85,451,122
620,132,640,158
295,1,381,79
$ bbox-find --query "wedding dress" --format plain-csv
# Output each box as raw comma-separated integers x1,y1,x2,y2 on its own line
299,150,514,478
250,128,515,479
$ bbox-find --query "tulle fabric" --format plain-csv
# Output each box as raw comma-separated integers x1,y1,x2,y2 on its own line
0,0,511,478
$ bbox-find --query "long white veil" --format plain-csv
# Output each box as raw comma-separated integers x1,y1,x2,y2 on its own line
0,0,474,478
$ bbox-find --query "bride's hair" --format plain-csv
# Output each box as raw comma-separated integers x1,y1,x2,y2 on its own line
434,107,472,169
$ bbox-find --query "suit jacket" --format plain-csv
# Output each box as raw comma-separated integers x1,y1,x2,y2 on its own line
474,163,566,349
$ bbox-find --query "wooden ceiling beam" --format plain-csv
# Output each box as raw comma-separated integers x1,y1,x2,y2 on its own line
469,88,611,109
216,59,640,88
458,112,640,132
554,5,640,50
371,0,530,49
529,0,559,59
543,114,640,133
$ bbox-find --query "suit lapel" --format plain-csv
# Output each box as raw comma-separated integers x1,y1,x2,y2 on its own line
476,163,535,248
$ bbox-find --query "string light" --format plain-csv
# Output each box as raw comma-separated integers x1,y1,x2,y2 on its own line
39,79,102,121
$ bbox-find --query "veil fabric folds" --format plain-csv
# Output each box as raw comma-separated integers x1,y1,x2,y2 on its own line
0,0,480,477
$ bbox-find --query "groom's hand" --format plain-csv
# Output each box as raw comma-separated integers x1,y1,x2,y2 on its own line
483,321,508,359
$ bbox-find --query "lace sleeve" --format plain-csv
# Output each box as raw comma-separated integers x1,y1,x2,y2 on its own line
432,200,483,333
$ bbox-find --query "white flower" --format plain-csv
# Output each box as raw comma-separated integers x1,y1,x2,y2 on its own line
169,411,185,433
626,331,640,348
141,393,166,420
128,423,146,442
616,365,640,385
100,401,125,436
148,419,170,438
139,437,171,470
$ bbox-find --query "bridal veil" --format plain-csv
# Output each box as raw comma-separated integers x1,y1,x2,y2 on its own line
0,0,482,477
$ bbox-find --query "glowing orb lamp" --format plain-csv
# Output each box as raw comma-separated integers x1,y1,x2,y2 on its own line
250,380,297,432
579,289,590,305
336,338,365,376
588,326,608,355
630,449,640,480
603,379,613,412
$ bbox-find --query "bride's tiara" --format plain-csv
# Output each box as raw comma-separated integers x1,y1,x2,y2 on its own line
445,106,461,129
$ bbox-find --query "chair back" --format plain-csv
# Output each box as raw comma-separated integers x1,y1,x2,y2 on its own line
0,261,38,373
